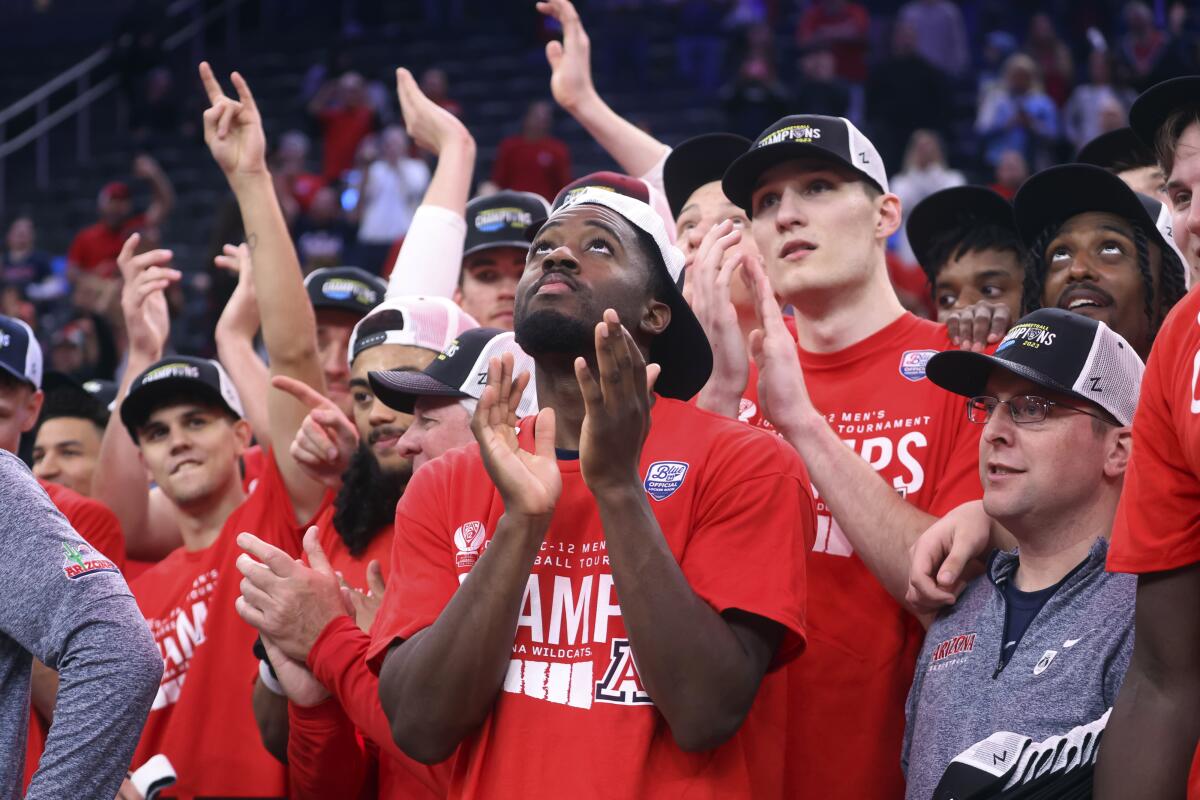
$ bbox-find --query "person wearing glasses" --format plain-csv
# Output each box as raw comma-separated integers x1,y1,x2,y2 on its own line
899,307,1143,800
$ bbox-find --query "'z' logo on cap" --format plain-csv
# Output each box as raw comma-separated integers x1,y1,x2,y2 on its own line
1088,376,1103,392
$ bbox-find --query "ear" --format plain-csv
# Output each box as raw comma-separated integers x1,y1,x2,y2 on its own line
452,286,464,305
19,389,44,434
877,192,902,241
639,298,671,339
232,418,254,453
1103,426,1133,479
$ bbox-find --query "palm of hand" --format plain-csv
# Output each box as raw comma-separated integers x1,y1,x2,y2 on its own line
480,425,561,517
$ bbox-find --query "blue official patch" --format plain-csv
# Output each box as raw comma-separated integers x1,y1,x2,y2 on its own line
899,349,937,382
644,461,689,501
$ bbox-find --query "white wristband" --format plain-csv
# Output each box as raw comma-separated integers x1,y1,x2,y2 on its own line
258,659,285,696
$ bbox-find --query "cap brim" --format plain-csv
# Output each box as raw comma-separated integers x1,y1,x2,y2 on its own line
648,273,713,401
119,378,239,438
722,142,881,216
41,370,84,394
462,240,532,259
926,349,1091,407
368,370,468,414
907,186,1015,273
663,133,752,217
1075,127,1154,170
0,361,35,390
1129,76,1200,148
1013,164,1155,248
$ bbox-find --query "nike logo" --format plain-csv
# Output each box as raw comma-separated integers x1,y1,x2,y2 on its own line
1063,633,1090,648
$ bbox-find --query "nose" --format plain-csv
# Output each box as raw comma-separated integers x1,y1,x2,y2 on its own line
396,425,423,458
367,395,399,427
685,224,706,252
323,342,349,383
774,188,807,231
34,453,58,479
541,244,579,272
1186,199,1200,242
497,274,519,300
981,402,1016,446
167,424,193,454
1065,254,1100,283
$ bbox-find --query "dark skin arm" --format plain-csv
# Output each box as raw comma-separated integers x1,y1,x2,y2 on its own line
1095,563,1200,799
580,311,781,751
379,357,559,765
252,677,289,764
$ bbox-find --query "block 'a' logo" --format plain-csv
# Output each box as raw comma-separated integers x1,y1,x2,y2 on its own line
594,638,653,706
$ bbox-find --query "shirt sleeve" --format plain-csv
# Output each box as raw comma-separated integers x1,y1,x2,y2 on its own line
385,205,467,300
0,454,161,800
286,699,371,800
679,431,813,667
366,462,457,673
309,615,448,795
1109,343,1200,572
60,496,127,572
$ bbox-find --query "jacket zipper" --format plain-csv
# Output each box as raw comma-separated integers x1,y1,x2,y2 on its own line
992,582,1010,680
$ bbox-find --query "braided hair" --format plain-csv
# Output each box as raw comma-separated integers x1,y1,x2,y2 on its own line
1021,220,1188,340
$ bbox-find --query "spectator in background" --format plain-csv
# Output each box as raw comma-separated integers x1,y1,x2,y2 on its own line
1026,13,1074,107
67,154,173,281
977,31,1019,107
721,47,791,139
796,0,870,85
2,216,57,305
989,148,1029,200
419,67,462,118
131,66,183,146
271,130,325,226
308,71,377,181
358,126,431,274
1122,1,1166,82
896,0,969,78
674,0,731,94
890,130,965,264
1064,50,1137,150
294,186,357,272
976,54,1060,170
46,314,118,383
791,44,850,118
866,21,950,170
490,100,570,201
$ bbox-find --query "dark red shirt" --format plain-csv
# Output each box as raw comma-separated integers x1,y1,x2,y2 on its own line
490,135,570,201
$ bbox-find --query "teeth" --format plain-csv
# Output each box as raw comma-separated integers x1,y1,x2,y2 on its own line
1069,299,1100,309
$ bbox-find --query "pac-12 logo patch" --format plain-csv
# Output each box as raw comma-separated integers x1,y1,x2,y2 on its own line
644,461,689,501
60,542,118,580
899,349,937,382
454,521,486,552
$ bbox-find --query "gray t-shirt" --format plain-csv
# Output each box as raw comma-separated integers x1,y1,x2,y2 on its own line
0,450,162,800
902,538,1134,800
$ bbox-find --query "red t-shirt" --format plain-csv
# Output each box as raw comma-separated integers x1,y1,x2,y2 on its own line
319,106,375,179
490,135,570,202
129,451,323,799
24,480,128,789
367,398,813,799
1106,287,1200,798
67,215,147,278
742,311,983,799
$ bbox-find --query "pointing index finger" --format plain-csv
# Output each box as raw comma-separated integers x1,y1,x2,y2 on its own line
272,374,333,411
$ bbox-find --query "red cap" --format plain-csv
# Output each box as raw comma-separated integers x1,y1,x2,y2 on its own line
99,181,131,202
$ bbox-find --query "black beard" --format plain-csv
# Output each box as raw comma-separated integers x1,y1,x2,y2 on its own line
514,307,593,357
332,444,409,556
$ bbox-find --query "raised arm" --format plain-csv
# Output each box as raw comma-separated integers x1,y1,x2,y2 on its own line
744,258,941,605
213,242,271,445
539,0,670,179
93,234,183,560
386,67,476,299
133,154,175,226
199,62,327,523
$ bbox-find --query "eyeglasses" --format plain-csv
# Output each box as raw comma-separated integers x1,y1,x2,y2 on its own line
966,395,1114,425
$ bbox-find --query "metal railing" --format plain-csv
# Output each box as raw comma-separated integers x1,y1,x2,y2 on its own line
0,0,247,223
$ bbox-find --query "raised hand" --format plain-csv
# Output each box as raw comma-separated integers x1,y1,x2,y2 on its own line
745,256,814,438
538,0,596,112
341,559,386,633
575,309,661,494
198,62,267,183
235,527,346,662
214,242,260,341
689,219,751,418
273,374,359,489
944,300,1012,352
471,353,561,519
117,232,180,361
395,66,471,156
